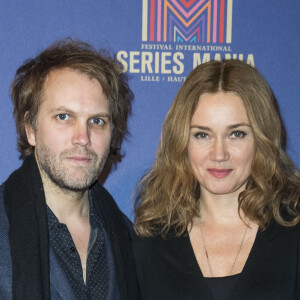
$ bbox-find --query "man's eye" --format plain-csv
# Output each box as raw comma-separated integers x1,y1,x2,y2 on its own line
56,114,70,121
231,131,246,139
195,132,209,139
90,118,104,126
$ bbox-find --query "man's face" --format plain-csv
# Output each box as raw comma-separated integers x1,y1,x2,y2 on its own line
26,68,112,192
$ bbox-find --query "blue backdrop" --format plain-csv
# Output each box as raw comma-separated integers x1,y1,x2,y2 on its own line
0,0,299,218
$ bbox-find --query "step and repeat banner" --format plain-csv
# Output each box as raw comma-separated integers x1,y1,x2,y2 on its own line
0,1,299,218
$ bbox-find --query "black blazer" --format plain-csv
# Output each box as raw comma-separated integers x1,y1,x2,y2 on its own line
133,221,300,299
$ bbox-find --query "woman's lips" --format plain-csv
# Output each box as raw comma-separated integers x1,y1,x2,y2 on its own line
207,168,233,178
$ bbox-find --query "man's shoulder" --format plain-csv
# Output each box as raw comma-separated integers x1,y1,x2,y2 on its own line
0,183,6,217
0,182,10,236
121,212,134,234
0,182,13,299
90,181,116,203
90,182,128,222
90,182,117,214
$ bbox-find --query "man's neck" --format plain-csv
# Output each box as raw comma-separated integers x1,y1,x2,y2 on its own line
40,171,90,224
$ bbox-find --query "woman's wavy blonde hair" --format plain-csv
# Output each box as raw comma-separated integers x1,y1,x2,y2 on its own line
134,59,300,237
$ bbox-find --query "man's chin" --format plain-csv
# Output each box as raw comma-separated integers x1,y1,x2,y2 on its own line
56,180,96,193
51,172,98,193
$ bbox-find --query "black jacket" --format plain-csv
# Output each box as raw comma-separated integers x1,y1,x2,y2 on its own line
133,222,300,299
3,155,140,299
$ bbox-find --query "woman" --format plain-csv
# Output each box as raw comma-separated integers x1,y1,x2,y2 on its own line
133,60,300,299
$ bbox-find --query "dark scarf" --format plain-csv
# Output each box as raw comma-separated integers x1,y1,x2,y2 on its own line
4,155,139,299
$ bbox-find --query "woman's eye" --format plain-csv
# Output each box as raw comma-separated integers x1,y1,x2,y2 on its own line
90,118,104,126
195,132,209,139
231,131,246,139
56,114,70,121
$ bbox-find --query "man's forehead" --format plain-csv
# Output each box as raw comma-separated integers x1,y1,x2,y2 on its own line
44,67,98,85
39,68,110,111
42,68,106,97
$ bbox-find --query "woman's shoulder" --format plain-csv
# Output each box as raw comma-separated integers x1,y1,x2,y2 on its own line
132,231,189,259
133,231,178,248
259,219,300,245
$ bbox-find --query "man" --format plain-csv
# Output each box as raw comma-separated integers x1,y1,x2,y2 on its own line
0,39,139,299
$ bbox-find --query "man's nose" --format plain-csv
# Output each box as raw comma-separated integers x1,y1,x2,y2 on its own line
71,121,91,146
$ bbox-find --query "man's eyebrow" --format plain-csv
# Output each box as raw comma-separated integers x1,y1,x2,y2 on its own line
50,106,111,118
90,113,111,120
49,106,74,114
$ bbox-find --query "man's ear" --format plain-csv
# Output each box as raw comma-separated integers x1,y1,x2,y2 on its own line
24,113,36,146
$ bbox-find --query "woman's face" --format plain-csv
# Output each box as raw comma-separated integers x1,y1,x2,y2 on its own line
188,91,255,198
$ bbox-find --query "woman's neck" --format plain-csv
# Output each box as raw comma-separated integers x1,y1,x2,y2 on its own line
198,189,244,225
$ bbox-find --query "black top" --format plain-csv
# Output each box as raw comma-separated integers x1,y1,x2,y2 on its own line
133,222,300,299
205,274,241,300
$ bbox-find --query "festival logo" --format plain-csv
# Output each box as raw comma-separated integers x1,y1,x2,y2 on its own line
117,0,254,83
142,0,232,44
